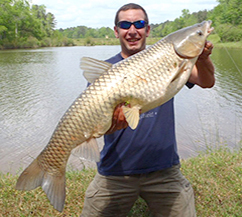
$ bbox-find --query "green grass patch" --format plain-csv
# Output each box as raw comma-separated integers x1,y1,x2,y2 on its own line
73,38,119,46
0,148,241,216
215,41,242,49
182,147,242,217
208,34,242,49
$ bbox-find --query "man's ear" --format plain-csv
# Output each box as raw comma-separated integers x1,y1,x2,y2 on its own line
146,25,151,37
114,26,119,38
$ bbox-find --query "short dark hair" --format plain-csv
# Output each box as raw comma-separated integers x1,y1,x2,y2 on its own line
114,3,149,26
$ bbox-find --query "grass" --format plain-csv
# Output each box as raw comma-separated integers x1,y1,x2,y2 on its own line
0,147,241,216
208,34,242,49
181,147,242,217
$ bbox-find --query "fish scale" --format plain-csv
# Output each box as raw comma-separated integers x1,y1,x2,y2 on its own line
16,21,213,212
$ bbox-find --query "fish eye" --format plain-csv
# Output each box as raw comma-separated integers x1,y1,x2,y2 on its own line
197,30,203,36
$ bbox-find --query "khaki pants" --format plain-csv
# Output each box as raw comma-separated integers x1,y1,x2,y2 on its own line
80,164,196,217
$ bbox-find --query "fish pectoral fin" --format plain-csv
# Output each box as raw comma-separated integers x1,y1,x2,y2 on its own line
16,158,66,212
71,138,100,162
170,59,188,83
80,57,113,83
122,105,141,130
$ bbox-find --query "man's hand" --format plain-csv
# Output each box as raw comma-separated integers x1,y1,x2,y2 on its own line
106,103,129,134
198,41,214,60
189,40,215,88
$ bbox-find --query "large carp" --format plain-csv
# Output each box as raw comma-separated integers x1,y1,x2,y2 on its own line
16,21,213,212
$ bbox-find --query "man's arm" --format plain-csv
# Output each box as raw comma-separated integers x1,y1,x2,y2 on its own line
188,41,215,88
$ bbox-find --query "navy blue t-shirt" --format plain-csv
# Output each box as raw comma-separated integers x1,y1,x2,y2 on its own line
97,53,193,176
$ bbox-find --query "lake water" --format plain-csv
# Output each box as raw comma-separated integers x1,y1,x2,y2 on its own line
0,45,242,174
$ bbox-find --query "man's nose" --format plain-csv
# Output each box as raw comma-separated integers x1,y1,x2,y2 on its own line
128,24,137,34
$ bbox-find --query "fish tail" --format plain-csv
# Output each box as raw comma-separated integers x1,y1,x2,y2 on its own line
16,158,66,212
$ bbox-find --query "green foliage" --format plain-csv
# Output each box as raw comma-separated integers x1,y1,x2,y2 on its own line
149,9,208,37
0,0,242,49
59,26,115,39
151,0,242,42
0,0,74,49
148,0,242,42
208,0,242,42
216,0,242,25
216,24,242,42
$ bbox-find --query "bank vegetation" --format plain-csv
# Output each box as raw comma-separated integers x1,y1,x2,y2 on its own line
0,0,242,49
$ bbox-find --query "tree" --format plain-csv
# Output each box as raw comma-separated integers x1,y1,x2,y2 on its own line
0,0,15,40
0,0,59,48
209,0,242,42
31,4,56,38
192,10,208,23
46,12,56,36
211,0,242,25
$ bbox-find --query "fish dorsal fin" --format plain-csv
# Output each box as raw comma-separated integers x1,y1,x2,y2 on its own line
71,138,100,162
122,105,141,130
80,57,112,83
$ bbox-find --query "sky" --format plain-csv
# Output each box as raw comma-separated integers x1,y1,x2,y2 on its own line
31,0,219,29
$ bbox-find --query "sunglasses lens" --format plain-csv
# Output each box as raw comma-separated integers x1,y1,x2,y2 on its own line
118,20,146,29
119,21,132,29
134,20,146,29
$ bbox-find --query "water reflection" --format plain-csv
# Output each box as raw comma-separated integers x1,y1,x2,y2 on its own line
0,46,241,174
0,46,121,173
212,48,242,106
175,47,242,157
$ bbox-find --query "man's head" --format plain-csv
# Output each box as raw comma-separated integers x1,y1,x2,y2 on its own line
114,3,150,58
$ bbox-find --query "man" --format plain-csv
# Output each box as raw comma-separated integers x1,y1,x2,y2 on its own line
81,3,215,217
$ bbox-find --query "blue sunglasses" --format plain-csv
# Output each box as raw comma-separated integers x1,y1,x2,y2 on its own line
117,20,147,29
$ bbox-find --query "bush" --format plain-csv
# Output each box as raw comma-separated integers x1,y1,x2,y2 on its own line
40,37,52,47
62,37,75,46
216,24,242,42
2,38,14,49
84,37,95,46
20,36,40,48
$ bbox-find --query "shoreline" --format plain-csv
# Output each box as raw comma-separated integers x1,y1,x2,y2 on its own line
0,137,200,175
1,36,242,50
0,137,105,175
1,140,239,175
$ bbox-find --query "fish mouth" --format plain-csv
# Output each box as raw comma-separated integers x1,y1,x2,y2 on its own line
207,20,214,35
